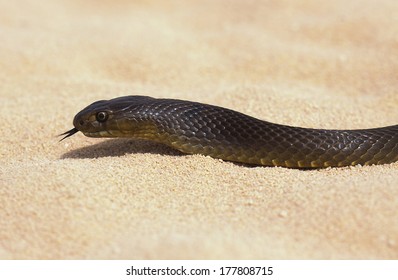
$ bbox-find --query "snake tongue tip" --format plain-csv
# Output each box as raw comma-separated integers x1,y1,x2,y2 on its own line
58,128,79,142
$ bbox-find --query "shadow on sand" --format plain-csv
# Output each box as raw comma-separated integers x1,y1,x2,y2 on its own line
60,139,303,170
60,139,183,159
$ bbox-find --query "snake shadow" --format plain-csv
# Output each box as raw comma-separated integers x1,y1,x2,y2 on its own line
60,139,184,159
60,139,314,170
60,139,255,168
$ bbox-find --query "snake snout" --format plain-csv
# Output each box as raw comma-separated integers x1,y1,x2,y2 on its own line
73,114,86,129
72,113,99,133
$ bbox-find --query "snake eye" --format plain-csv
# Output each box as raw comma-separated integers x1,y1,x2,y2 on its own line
96,111,109,122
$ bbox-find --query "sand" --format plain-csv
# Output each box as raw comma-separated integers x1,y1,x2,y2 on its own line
1,0,397,259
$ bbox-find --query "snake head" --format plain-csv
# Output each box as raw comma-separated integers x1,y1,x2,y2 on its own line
59,96,156,141
59,99,115,141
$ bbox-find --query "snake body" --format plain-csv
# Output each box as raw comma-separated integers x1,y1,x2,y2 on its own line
61,95,398,168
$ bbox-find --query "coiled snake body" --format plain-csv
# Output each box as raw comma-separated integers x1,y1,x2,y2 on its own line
61,95,398,168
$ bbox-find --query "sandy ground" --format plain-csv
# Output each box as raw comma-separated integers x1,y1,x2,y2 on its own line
1,0,398,259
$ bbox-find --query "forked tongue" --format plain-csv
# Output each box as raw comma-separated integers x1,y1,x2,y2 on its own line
58,128,79,141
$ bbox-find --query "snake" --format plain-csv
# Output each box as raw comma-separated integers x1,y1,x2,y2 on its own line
60,95,398,168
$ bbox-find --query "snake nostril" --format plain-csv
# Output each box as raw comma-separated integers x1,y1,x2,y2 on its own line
79,120,84,126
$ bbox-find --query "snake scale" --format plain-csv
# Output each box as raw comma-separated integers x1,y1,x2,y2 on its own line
61,95,398,168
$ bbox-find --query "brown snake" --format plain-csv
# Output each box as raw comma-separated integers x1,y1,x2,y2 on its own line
61,95,398,168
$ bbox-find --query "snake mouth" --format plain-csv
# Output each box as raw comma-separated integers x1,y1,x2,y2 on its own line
59,127,79,141
83,130,117,138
